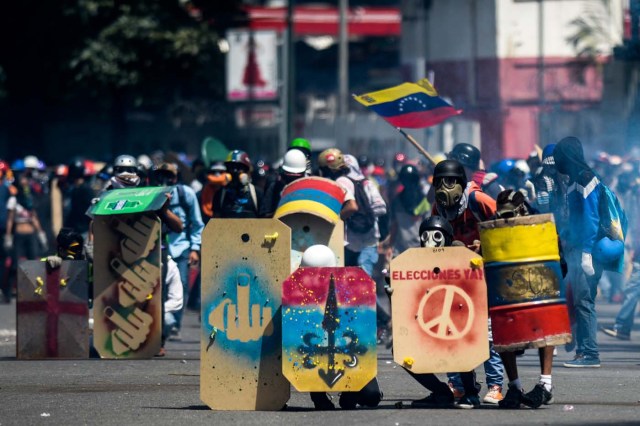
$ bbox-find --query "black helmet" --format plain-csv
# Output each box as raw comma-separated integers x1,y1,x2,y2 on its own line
67,158,85,180
433,159,467,185
399,164,420,186
449,143,481,170
419,215,454,247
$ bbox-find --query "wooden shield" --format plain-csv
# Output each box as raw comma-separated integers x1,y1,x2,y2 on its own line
92,213,162,359
273,176,346,270
200,219,291,411
17,260,89,359
390,247,488,373
282,267,377,392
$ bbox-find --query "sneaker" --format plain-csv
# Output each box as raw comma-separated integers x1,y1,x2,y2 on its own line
154,347,166,357
498,386,524,409
411,392,455,408
448,382,465,399
455,394,480,409
522,383,554,408
563,356,600,368
602,328,630,341
483,385,503,404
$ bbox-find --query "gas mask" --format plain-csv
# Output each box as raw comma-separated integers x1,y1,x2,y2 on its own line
420,229,447,248
435,177,464,219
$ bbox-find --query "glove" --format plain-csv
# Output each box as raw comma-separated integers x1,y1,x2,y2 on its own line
581,252,595,277
3,235,12,251
37,231,48,249
46,255,63,269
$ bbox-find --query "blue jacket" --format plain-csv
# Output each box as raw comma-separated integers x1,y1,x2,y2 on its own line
167,184,205,259
565,171,601,253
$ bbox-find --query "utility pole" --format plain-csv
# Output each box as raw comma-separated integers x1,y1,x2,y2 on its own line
338,0,349,147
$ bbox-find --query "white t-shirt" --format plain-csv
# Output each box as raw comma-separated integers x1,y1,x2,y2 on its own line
165,257,184,314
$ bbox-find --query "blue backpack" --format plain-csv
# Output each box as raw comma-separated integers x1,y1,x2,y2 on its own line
596,183,628,272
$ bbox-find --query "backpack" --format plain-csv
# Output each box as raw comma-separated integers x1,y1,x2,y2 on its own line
347,178,376,233
598,183,628,243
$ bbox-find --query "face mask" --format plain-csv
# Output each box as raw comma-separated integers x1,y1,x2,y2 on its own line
435,177,464,210
421,230,446,248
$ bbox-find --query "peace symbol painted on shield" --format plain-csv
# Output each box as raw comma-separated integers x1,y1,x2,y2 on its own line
416,284,475,340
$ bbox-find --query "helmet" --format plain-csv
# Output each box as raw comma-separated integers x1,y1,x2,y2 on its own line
398,164,420,186
542,144,556,166
419,215,454,248
11,159,25,172
290,138,311,154
0,160,12,180
114,155,137,170
514,159,530,175
24,155,40,169
449,143,481,170
300,245,337,267
113,155,138,176
137,154,153,172
433,160,467,184
593,237,624,264
318,148,346,171
67,158,86,180
282,149,307,174
225,149,252,172
492,158,516,176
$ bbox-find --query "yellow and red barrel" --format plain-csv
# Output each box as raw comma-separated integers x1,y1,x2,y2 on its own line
479,214,572,351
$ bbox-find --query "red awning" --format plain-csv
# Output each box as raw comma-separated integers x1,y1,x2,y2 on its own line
245,6,401,36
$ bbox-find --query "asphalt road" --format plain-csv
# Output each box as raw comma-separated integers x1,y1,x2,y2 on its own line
1,297,639,426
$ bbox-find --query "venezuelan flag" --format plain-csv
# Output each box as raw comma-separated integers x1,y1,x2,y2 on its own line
353,78,461,129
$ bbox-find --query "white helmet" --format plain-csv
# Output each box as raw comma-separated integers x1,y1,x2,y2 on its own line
282,149,307,174
24,155,40,169
114,155,137,169
300,245,337,267
514,159,530,175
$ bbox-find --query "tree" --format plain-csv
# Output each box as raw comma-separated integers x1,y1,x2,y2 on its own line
0,0,226,160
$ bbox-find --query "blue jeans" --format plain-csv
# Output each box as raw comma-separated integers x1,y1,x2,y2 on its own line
345,246,390,326
567,249,602,359
448,341,504,390
164,311,177,337
613,262,640,335
345,245,379,277
172,253,190,330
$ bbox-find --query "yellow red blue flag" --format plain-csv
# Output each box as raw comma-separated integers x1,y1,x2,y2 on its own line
354,79,461,128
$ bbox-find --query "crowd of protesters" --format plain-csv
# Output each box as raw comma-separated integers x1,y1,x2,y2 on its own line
0,136,638,409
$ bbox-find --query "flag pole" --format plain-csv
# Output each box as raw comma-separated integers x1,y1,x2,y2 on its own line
396,128,437,165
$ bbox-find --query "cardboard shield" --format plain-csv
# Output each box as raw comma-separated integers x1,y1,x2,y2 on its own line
274,177,346,270
390,247,488,373
282,267,377,392
92,211,162,359
17,260,89,359
200,219,291,411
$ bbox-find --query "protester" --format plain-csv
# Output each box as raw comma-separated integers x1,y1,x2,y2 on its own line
553,137,604,368
212,150,261,218
152,162,204,340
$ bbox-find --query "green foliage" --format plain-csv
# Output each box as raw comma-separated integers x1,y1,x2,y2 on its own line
67,1,222,102
566,0,616,59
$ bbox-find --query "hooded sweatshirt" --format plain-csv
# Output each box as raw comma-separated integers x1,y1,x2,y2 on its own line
553,137,601,253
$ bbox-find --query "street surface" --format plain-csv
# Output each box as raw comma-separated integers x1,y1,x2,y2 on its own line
1,298,639,425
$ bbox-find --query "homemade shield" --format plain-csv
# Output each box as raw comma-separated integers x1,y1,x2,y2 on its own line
17,260,89,359
282,267,377,392
390,247,489,373
274,177,345,270
479,214,572,351
91,187,166,359
200,219,291,411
